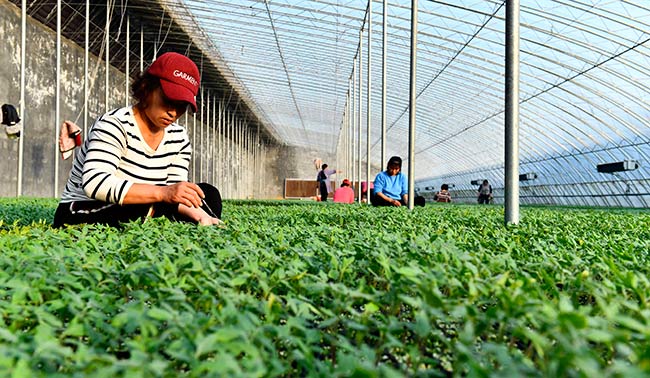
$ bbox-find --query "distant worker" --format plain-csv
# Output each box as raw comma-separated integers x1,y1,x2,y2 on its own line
477,179,493,204
434,184,452,203
333,179,355,204
360,180,374,203
316,163,340,202
371,156,408,207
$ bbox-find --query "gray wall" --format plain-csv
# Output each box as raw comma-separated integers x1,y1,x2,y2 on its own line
1,1,125,198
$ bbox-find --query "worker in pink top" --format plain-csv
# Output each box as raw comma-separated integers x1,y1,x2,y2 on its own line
333,179,355,204
361,180,374,203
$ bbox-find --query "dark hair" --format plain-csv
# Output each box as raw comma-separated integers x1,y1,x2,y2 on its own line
441,184,449,190
130,72,160,110
387,156,402,170
482,179,489,185
321,163,328,170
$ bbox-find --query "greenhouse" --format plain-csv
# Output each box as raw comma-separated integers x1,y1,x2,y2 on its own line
0,0,649,377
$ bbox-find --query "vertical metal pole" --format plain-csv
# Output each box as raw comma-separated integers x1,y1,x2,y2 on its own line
125,15,130,107
140,23,144,73
212,94,216,185
357,31,363,203
351,65,356,192
237,118,240,198
239,120,243,198
231,112,234,199
407,0,418,210
192,111,196,183
218,100,223,189
248,128,251,198
345,97,350,178
18,0,26,196
227,112,232,198
257,124,261,198
84,0,89,135
344,98,348,177
184,112,188,175
336,133,340,183
206,91,211,184
349,83,353,189
232,118,235,199
200,88,204,182
345,97,349,177
55,0,61,197
256,130,259,199
220,102,224,190
105,0,110,112
505,0,520,225
366,0,372,205
382,0,388,166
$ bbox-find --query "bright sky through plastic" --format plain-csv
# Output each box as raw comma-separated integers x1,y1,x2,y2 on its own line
183,0,650,189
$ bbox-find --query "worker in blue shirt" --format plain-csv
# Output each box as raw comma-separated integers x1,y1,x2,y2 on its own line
371,156,408,207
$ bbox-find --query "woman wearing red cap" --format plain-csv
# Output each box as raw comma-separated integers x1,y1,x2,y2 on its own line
54,52,222,227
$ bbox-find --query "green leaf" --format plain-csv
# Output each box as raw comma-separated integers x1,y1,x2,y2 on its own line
147,308,173,321
0,328,17,343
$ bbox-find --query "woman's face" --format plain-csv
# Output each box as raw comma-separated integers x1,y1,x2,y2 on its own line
142,87,188,130
387,163,401,176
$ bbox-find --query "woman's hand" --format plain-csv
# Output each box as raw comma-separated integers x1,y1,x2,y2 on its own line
198,214,224,227
161,182,205,208
179,204,224,227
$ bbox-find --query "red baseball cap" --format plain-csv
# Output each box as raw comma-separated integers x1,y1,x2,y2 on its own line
147,52,200,112
342,179,351,186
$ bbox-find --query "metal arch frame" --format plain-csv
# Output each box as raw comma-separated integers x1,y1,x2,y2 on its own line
190,0,648,159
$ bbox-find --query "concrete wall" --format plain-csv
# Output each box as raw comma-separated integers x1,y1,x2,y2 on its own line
1,1,126,198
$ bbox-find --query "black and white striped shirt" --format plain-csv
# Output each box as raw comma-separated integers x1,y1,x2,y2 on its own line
60,107,192,205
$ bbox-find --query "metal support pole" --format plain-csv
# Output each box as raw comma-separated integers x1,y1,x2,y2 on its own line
200,88,204,182
55,0,61,197
125,15,130,107
349,83,353,188
105,0,110,112
366,0,372,205
84,0,89,135
352,65,356,191
345,97,349,177
407,0,418,210
140,23,144,72
212,94,216,185
257,125,261,198
505,0,520,225
18,0,26,196
192,111,196,183
357,31,363,203
206,91,210,183
239,120,243,198
218,100,223,189
382,0,388,166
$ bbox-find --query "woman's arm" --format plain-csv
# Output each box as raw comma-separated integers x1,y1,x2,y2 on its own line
122,182,204,208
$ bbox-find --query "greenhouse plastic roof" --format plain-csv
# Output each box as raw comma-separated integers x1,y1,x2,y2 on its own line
172,0,650,186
